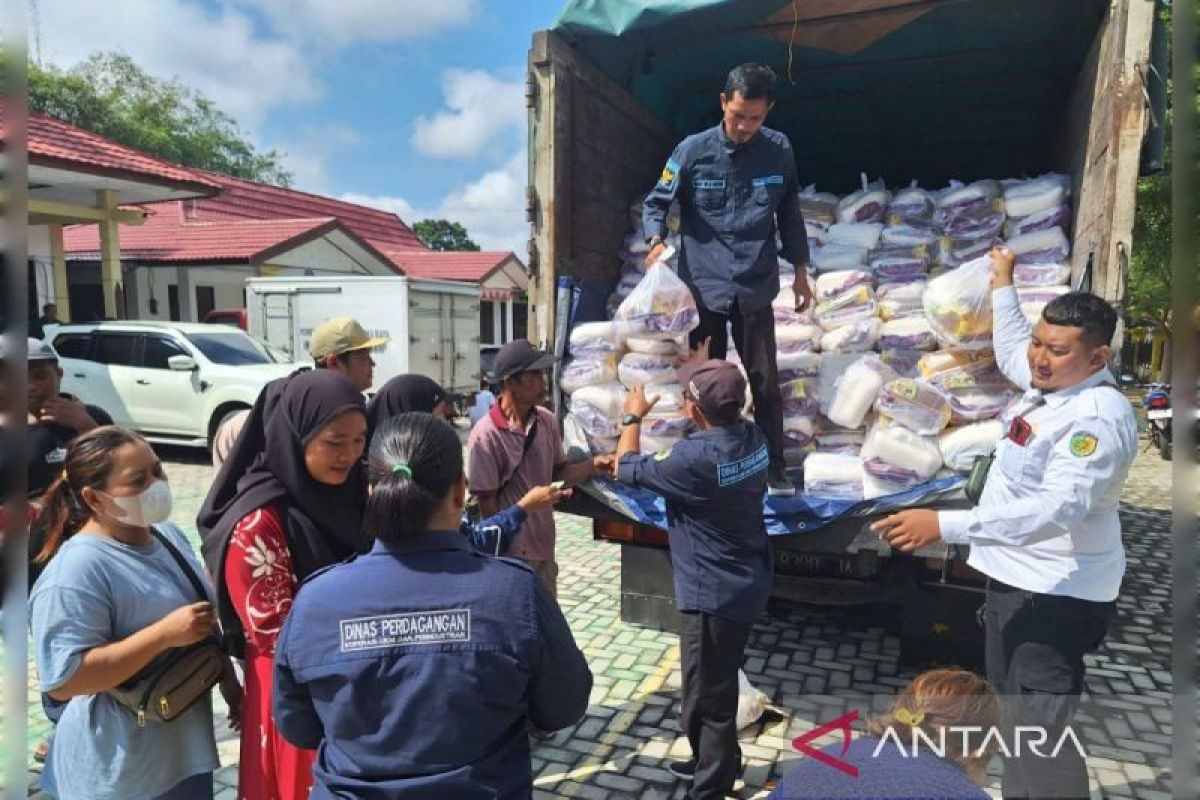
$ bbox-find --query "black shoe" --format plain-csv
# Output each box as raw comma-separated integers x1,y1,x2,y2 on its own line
767,466,796,497
667,759,696,781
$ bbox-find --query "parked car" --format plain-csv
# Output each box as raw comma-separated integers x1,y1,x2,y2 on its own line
48,321,305,448
203,308,248,330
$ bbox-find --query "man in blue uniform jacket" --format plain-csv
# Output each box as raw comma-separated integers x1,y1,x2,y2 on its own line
614,359,771,800
643,62,812,497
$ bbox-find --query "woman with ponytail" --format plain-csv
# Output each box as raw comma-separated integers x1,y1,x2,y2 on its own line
29,425,237,800
201,369,369,800
273,412,594,799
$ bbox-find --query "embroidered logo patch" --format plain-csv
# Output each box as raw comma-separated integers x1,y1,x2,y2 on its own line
717,445,769,487
1069,432,1098,458
339,609,471,652
659,158,680,190
751,174,784,188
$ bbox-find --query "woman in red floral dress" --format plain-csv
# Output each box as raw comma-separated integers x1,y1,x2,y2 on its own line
201,371,368,800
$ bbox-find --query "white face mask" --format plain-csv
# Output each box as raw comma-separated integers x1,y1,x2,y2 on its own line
101,479,173,527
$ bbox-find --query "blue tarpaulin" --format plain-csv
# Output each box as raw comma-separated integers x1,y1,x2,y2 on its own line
582,474,965,536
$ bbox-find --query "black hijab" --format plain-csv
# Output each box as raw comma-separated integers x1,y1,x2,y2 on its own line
200,370,368,654
366,374,447,439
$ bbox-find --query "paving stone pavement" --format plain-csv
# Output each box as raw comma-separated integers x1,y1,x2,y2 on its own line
16,442,1178,799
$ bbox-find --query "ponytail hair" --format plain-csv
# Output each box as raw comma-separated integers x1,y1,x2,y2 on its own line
365,412,463,542
35,425,145,564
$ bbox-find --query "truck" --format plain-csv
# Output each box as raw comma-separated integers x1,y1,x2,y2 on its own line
245,275,482,400
525,0,1163,663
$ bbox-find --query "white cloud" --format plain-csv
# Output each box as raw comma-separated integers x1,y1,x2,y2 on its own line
411,69,525,160
342,150,527,256
275,123,362,193
242,0,478,47
35,0,320,128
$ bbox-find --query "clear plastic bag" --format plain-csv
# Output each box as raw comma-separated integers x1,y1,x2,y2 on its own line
837,176,890,224
874,378,952,435
1014,262,1071,287
820,355,896,430
819,318,881,353
1018,285,1071,324
917,349,996,380
780,377,819,418
879,317,938,351
862,418,943,480
799,184,839,225
1006,204,1071,238
879,349,923,379
626,335,684,355
877,281,927,321
939,420,1005,472
880,223,939,250
1007,227,1070,264
815,270,874,303
826,223,883,251
803,453,864,499
613,252,700,336
1003,174,1069,218
923,254,994,349
618,352,679,387
943,207,1006,240
945,385,1016,423
887,186,934,223
871,250,930,284
560,355,618,394
776,321,823,354
568,382,624,438
812,243,869,272
569,322,623,358
815,285,878,332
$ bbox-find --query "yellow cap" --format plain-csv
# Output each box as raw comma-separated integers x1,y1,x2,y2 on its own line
309,317,389,359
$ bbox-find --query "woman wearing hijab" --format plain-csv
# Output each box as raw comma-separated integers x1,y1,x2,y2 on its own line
366,374,568,555
201,370,368,800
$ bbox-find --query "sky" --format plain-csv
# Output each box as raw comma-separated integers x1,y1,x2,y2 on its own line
30,0,568,254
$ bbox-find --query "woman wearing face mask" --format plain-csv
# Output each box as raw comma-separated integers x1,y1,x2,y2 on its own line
201,370,369,800
366,374,569,555
272,412,593,798
29,426,240,800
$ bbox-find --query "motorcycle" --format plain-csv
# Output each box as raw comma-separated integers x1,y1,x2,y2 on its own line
1142,383,1172,460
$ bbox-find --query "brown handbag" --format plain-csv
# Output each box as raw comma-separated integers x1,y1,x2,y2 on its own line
107,528,227,726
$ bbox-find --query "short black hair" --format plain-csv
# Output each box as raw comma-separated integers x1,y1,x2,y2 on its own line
724,63,777,103
1041,292,1118,348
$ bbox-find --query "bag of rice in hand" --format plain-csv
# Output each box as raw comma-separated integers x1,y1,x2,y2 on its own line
613,249,700,336
923,254,994,349
874,378,952,435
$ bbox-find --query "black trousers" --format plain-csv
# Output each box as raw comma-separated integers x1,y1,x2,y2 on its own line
679,611,751,800
985,579,1115,800
689,299,785,472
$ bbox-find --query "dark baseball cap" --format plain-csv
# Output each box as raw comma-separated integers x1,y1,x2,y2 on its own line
493,339,555,381
678,359,746,422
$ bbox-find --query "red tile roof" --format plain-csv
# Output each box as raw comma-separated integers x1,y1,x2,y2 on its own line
386,250,520,282
186,170,425,251
22,113,219,194
63,205,340,262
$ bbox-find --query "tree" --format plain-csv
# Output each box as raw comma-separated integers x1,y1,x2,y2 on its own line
412,219,481,251
29,52,292,186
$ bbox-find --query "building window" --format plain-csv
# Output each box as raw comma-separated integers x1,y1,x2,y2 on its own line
167,285,181,321
480,301,496,346
196,285,216,320
513,302,528,340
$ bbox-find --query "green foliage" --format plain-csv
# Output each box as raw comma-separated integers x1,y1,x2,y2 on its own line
29,52,292,186
1128,3,1199,332
412,219,480,251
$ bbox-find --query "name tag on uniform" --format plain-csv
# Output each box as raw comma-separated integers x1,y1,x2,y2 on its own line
1007,416,1033,446
339,609,471,652
751,174,784,188
717,446,768,487
693,178,726,190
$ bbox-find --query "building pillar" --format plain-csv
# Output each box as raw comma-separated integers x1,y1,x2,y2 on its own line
96,190,124,319
177,268,196,322
48,223,72,321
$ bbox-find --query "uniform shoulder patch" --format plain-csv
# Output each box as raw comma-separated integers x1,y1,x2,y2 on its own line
1069,431,1098,458
658,158,680,190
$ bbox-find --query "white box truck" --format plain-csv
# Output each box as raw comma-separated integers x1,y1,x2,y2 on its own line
245,276,481,399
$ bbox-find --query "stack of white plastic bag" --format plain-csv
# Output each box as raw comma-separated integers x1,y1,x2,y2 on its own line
862,378,951,499
1003,174,1073,323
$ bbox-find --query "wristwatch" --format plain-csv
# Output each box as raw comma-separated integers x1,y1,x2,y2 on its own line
621,413,643,427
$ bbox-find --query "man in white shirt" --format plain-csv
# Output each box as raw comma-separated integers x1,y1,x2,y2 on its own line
873,246,1135,800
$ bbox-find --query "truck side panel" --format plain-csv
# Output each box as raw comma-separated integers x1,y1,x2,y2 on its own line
527,29,678,348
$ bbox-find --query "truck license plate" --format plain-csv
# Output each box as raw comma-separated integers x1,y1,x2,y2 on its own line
1147,409,1172,420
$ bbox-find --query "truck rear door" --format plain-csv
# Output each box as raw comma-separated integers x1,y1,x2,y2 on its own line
526,30,678,348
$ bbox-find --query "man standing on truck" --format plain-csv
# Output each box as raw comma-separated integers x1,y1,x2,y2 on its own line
613,359,770,800
643,62,812,497
873,247,1135,800
468,339,611,598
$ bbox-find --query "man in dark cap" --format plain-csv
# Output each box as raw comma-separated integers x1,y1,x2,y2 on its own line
613,359,771,800
467,339,611,598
